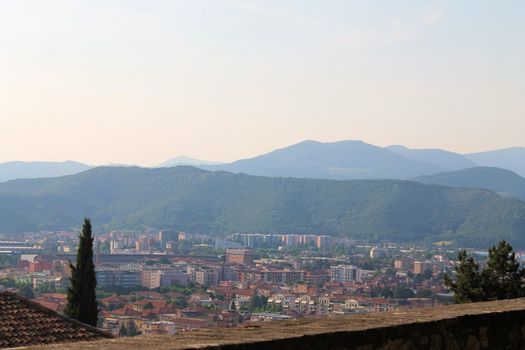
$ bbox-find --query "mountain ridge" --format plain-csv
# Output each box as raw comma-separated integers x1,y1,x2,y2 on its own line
0,161,91,183
3,140,524,182
201,140,445,180
157,156,223,168
466,147,525,177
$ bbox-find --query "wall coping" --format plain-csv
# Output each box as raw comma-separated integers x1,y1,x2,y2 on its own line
22,298,525,350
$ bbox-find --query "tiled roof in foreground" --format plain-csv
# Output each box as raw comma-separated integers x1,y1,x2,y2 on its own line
0,291,112,349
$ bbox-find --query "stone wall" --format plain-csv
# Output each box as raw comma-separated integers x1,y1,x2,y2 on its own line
199,308,525,350
26,298,525,350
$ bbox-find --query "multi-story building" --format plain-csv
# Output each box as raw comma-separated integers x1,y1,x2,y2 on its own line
330,265,362,283
369,247,388,259
300,235,318,247
394,259,413,272
141,268,189,289
28,262,53,273
195,267,221,287
32,273,67,290
260,269,306,284
413,261,430,274
283,234,301,246
226,248,254,266
315,236,332,249
97,269,141,289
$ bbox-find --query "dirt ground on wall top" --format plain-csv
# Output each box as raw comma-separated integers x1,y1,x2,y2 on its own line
22,298,525,350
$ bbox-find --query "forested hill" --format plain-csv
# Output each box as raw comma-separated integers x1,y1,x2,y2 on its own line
415,167,525,201
0,166,524,247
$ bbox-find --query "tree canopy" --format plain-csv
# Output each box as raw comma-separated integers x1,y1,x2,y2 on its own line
445,240,525,303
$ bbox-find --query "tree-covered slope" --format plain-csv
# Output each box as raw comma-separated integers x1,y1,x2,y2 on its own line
415,167,525,201
0,166,524,247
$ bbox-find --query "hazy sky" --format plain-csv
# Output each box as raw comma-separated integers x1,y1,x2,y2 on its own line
1,1,524,166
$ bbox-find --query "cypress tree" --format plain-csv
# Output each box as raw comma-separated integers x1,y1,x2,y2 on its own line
118,324,128,337
65,218,98,326
128,321,139,336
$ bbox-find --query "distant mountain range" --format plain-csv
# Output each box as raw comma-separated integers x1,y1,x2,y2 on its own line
465,148,525,178
414,167,525,201
386,145,477,172
201,140,444,180
157,156,223,168
1,140,523,194
0,161,91,183
0,166,524,247
197,140,525,180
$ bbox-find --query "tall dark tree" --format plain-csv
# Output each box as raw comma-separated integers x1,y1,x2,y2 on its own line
444,250,485,303
127,321,139,336
481,240,525,300
65,218,98,326
118,324,127,337
445,240,525,303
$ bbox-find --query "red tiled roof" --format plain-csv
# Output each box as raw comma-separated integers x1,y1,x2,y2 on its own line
107,305,141,317
0,292,112,349
39,293,68,301
100,295,128,303
34,300,63,313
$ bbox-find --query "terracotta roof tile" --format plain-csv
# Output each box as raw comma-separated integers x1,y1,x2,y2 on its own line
0,292,112,348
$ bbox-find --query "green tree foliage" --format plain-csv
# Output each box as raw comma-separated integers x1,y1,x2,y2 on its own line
445,241,525,303
0,278,16,288
481,241,525,300
118,324,127,337
99,241,110,254
159,256,171,264
393,285,415,299
65,218,98,327
1,166,525,247
371,287,394,299
18,284,35,299
0,255,18,268
37,281,58,293
143,302,154,310
265,303,283,313
415,289,436,299
242,294,268,311
127,321,139,336
444,251,484,303
229,296,237,311
170,297,188,309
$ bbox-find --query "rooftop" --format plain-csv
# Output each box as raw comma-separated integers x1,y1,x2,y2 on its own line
0,292,111,349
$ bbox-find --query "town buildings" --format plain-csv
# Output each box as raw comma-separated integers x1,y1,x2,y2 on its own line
330,265,362,283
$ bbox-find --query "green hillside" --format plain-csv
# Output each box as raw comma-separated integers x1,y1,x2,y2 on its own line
415,167,525,201
0,166,524,247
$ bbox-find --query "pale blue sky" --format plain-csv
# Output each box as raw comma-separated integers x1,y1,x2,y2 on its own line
1,0,524,165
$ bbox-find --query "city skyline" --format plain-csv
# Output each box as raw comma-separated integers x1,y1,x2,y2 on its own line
1,1,524,166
